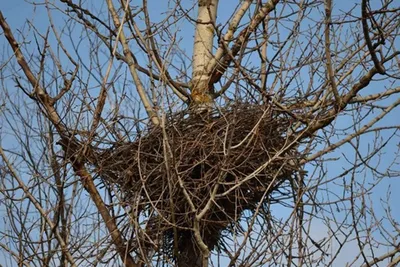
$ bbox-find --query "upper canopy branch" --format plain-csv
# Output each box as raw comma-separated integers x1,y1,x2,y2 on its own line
60,0,190,102
106,0,160,125
0,11,140,267
207,0,280,87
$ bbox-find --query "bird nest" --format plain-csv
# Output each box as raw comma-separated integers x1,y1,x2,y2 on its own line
93,102,302,260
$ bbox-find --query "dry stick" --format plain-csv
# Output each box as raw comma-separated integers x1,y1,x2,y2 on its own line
361,0,385,75
89,0,129,134
291,9,394,113
0,237,32,267
303,96,400,163
140,0,190,101
300,51,399,141
218,132,302,197
159,113,210,265
324,0,341,107
360,247,400,267
0,12,139,267
160,113,179,258
227,164,288,266
60,0,190,91
106,0,160,126
70,161,139,267
45,0,79,103
243,168,310,266
260,16,269,92
310,11,397,111
128,14,189,101
388,256,400,267
47,126,69,266
0,147,77,267
210,0,252,68
349,147,370,267
350,86,400,103
208,0,280,85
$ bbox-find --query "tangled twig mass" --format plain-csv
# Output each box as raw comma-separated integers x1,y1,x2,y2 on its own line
93,103,302,261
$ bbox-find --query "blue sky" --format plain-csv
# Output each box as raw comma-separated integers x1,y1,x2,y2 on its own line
1,1,399,266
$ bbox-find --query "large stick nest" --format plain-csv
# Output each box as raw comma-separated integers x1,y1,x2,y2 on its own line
93,103,302,259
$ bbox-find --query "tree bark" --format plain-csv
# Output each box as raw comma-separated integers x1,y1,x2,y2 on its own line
191,0,219,111
176,235,203,267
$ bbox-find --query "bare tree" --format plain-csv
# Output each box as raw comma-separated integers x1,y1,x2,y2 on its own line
0,0,399,266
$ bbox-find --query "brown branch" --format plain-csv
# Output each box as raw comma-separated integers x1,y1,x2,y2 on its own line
106,0,160,125
299,51,400,140
208,0,280,85
59,0,115,34
303,96,400,163
60,0,190,99
350,86,400,103
89,1,129,135
0,12,139,267
361,0,385,74
324,0,341,107
140,0,190,101
0,12,60,127
45,1,79,103
0,146,77,267
68,157,139,267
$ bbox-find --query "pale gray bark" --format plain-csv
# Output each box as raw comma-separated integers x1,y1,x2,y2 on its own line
191,0,219,110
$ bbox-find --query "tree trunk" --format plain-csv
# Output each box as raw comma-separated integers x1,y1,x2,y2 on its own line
191,0,219,112
176,234,203,267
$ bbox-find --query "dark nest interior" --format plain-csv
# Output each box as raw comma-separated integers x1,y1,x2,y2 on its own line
93,102,303,263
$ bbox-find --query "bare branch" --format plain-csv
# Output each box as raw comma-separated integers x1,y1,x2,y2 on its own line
324,0,341,107
106,0,160,125
362,0,386,74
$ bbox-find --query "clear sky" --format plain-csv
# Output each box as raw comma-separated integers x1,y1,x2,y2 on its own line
1,1,399,266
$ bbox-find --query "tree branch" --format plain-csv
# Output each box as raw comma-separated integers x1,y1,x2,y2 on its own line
208,0,280,85
0,12,140,267
324,0,341,107
106,0,160,125
361,0,386,74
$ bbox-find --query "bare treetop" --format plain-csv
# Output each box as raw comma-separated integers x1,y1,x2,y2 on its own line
0,0,399,266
